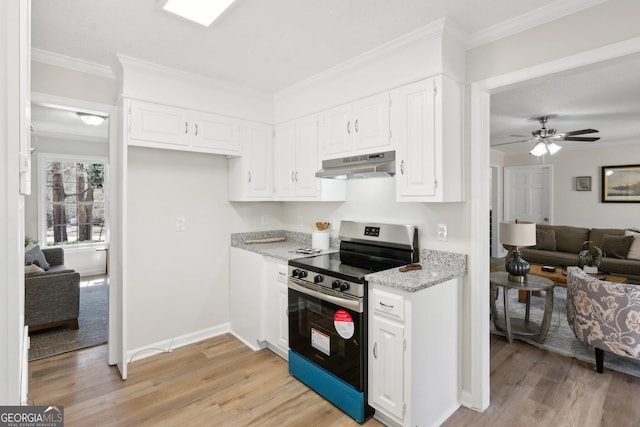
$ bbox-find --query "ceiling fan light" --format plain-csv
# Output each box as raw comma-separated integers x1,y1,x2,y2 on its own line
529,142,548,156
547,142,562,155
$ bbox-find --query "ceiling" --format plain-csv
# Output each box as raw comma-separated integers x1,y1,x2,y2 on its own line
31,0,637,154
31,0,570,93
490,57,640,155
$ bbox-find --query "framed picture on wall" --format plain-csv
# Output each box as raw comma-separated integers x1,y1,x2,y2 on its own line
576,176,591,191
602,164,640,203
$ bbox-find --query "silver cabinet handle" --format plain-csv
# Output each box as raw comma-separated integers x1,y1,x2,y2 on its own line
373,342,378,359
185,122,188,134
347,121,351,134
400,160,405,175
294,171,298,182
355,119,358,133
291,171,295,182
195,123,198,136
248,172,252,183
379,301,394,309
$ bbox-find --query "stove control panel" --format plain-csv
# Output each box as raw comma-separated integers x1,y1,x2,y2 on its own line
289,266,363,298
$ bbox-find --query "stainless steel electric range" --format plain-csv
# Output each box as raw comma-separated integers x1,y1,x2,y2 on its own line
288,220,419,423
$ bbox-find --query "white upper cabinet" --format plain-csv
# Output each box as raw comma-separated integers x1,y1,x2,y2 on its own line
319,92,390,160
128,100,241,156
393,75,463,202
274,115,346,201
228,121,273,201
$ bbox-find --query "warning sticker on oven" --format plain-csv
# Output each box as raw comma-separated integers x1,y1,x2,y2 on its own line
334,309,355,339
311,328,330,356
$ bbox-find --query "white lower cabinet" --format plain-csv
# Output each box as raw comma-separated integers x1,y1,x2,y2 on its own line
265,259,289,359
369,279,460,427
229,247,267,350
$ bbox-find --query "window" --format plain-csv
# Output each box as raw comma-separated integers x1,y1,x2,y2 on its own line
40,155,107,248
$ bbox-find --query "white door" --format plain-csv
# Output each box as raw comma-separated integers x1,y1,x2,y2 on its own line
504,165,552,225
370,315,405,421
191,112,240,155
244,121,273,198
352,92,390,152
273,121,296,197
294,115,319,197
320,104,351,158
393,78,437,198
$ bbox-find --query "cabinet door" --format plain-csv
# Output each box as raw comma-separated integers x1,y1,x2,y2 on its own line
393,78,437,198
275,280,289,353
229,247,266,350
370,314,405,422
129,100,189,147
243,121,273,198
294,115,320,197
191,111,240,155
320,104,352,158
352,92,390,152
273,121,297,197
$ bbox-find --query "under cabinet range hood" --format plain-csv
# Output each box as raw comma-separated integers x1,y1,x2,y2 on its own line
315,150,395,179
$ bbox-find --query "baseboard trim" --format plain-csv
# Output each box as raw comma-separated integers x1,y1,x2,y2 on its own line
126,323,231,364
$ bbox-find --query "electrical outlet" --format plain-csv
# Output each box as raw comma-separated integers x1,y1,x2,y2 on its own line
437,223,448,241
261,214,268,225
176,216,186,231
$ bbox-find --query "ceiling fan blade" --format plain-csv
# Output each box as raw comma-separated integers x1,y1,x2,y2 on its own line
492,138,533,146
556,128,599,137
557,136,601,142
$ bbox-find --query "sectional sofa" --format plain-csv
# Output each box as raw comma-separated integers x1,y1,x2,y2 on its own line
519,224,640,283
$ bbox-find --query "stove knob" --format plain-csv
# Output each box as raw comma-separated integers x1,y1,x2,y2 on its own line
292,269,300,278
332,280,341,290
314,275,323,284
340,282,350,292
298,270,308,279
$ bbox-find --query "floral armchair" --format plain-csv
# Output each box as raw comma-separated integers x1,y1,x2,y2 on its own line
566,266,640,373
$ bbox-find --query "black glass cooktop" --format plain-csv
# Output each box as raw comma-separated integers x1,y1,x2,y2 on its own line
289,251,407,282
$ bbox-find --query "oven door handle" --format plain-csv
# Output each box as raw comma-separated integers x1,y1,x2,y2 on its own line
288,280,363,312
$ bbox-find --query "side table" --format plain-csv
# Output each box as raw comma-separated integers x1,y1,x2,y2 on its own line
490,271,555,343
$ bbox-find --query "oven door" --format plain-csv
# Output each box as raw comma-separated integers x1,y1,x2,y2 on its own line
288,279,365,391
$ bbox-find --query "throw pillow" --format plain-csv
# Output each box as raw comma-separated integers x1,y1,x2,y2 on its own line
24,264,44,274
625,229,640,260
601,234,634,259
24,245,50,271
534,229,556,251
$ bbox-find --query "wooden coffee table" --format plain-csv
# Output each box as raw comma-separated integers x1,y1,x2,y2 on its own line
518,264,628,302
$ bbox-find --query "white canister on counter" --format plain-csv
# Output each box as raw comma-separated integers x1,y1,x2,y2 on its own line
312,230,330,250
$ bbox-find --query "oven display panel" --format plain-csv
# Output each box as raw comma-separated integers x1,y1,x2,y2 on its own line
364,226,380,237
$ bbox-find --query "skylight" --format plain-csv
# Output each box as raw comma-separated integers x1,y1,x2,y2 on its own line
160,0,235,27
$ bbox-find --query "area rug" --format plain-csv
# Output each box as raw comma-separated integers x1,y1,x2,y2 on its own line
490,286,640,377
28,282,108,361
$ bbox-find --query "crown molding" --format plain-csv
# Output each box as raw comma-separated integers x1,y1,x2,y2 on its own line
31,48,116,79
466,0,609,49
116,54,273,100
275,17,467,101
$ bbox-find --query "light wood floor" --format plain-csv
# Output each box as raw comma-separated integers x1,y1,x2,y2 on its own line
29,333,640,427
28,333,383,427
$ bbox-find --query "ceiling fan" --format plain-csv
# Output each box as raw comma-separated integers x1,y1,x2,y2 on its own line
495,115,600,156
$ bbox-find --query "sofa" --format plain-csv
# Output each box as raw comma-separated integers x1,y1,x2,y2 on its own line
519,225,640,283
25,246,81,332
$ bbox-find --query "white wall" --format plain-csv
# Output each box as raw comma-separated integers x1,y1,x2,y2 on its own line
503,144,640,228
126,147,282,349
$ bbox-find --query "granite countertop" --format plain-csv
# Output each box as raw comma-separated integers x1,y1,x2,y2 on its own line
366,249,467,293
231,230,338,261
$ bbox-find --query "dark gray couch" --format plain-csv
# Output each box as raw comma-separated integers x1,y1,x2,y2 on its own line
520,224,640,283
25,247,81,332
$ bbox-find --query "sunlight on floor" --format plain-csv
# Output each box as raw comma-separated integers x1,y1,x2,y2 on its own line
80,274,108,288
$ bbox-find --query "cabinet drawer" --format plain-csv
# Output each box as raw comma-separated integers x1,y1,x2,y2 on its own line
372,288,404,321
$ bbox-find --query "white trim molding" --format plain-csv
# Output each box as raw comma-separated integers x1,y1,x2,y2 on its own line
31,48,116,79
